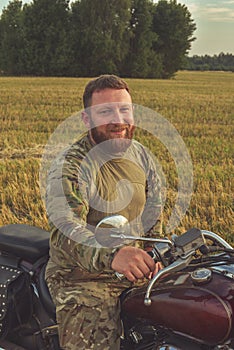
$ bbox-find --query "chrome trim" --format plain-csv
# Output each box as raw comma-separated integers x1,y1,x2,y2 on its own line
212,265,234,280
201,230,233,250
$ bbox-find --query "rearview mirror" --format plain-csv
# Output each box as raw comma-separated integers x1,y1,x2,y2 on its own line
95,215,130,247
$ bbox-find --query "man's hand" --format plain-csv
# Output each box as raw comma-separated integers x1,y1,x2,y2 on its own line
150,261,162,279
111,246,156,282
144,246,162,278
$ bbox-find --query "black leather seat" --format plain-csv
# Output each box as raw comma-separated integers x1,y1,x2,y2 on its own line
0,224,50,263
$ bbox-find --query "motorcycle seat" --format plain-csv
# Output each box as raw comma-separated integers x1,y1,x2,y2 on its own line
0,224,50,263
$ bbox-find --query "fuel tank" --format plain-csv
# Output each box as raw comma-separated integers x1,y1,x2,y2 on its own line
121,264,234,346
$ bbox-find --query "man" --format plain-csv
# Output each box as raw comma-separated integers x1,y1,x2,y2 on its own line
45,75,162,350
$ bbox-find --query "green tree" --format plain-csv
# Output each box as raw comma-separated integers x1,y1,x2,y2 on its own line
0,0,26,75
0,0,197,78
70,0,131,76
122,0,163,78
183,53,234,72
152,0,196,78
22,0,71,75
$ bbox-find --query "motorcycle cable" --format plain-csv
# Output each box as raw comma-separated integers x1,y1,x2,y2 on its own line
188,256,234,269
199,244,234,255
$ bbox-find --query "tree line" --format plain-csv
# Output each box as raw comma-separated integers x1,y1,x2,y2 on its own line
183,53,234,72
0,0,196,78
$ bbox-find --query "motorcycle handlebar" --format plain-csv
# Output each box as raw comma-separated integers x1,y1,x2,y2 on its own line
114,230,233,283
201,230,233,250
115,248,159,281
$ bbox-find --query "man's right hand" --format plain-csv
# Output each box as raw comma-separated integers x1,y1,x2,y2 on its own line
111,246,156,282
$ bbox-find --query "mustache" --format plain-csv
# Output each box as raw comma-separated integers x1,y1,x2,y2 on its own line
109,126,127,131
106,123,134,131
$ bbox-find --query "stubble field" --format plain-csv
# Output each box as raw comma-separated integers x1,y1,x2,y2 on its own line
0,71,233,243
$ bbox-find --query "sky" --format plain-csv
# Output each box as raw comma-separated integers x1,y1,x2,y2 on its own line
0,0,233,56
179,0,234,55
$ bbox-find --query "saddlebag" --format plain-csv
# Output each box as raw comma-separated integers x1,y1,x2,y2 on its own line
0,257,33,340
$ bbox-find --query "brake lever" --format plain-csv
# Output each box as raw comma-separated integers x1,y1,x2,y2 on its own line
144,252,194,306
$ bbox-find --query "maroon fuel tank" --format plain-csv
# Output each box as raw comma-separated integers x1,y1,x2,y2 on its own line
121,264,234,346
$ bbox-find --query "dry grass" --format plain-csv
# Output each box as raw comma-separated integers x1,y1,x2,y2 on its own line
0,72,233,243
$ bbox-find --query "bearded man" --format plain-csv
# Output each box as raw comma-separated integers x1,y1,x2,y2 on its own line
45,75,163,350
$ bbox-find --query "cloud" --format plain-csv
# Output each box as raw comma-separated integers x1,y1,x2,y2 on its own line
180,0,234,22
203,6,234,21
206,7,230,13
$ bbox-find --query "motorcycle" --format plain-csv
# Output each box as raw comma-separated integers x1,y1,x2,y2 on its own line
0,216,233,350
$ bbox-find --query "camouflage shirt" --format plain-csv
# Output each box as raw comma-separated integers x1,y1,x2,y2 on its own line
45,132,162,281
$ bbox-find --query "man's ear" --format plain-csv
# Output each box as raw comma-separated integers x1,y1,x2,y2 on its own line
82,111,91,129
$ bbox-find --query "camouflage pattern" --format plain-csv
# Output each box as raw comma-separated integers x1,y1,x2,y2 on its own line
45,131,163,349
47,279,129,350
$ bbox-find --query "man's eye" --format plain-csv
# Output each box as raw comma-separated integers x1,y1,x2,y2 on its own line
99,109,112,115
120,107,130,113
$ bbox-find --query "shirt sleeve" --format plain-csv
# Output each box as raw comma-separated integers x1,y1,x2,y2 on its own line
46,147,117,273
138,145,164,244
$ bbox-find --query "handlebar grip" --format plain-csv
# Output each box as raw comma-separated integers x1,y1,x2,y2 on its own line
147,249,158,261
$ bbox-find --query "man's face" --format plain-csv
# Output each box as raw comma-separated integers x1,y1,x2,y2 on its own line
83,88,135,153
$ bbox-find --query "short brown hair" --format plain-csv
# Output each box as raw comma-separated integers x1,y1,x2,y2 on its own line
83,74,130,109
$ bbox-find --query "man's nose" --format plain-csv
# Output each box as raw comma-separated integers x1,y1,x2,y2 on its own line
111,109,124,123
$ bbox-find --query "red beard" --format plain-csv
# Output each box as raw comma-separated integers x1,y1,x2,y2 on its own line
90,123,135,154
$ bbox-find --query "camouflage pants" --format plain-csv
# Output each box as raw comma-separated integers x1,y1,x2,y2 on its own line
47,279,131,350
